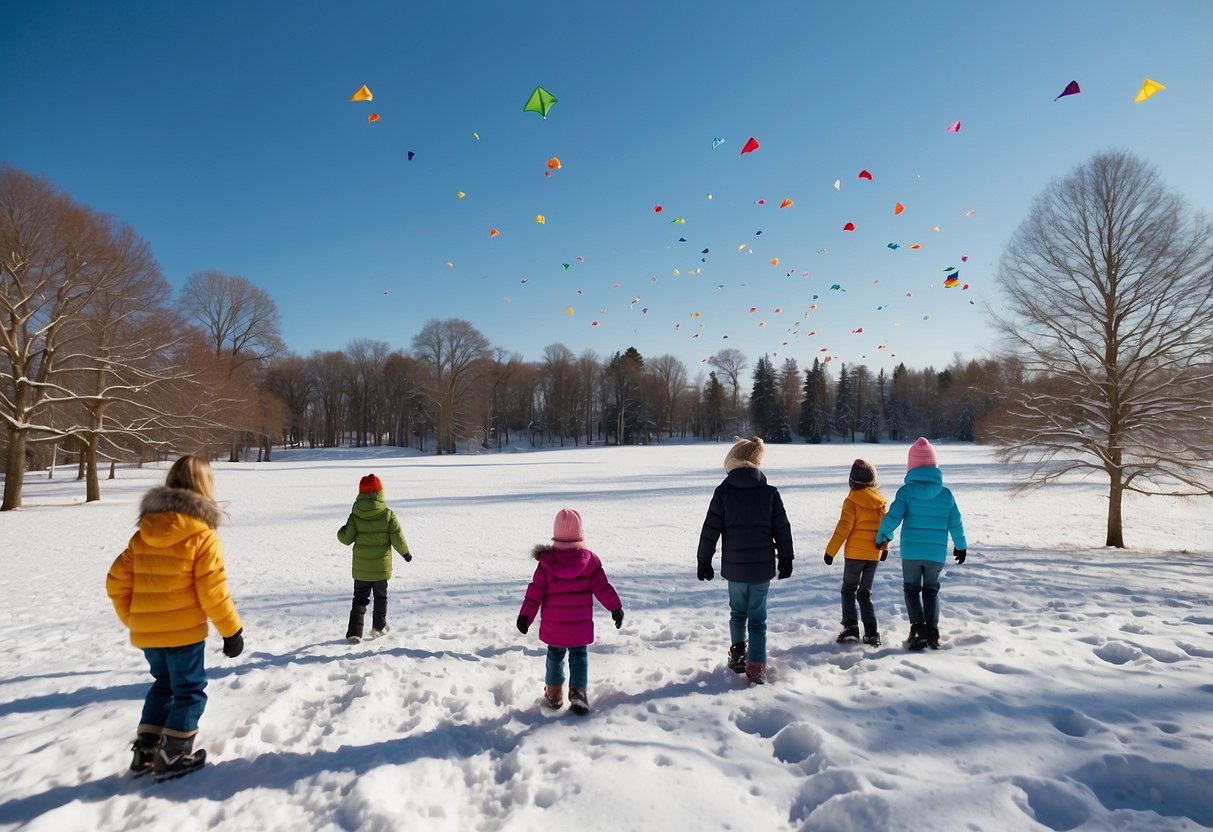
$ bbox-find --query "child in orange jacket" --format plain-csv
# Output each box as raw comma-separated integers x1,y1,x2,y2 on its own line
106,455,244,781
823,459,888,646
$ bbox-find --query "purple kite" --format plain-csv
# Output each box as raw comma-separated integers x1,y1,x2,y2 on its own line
1055,80,1081,100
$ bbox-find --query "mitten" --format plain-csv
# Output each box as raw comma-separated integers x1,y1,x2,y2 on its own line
876,536,891,548
223,628,244,658
880,548,888,562
953,548,967,564
516,615,530,634
611,608,624,629
402,552,413,562
823,553,834,566
697,561,714,581
777,558,793,579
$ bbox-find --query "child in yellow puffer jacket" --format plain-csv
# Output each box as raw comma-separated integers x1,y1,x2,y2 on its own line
823,459,888,646
106,454,243,782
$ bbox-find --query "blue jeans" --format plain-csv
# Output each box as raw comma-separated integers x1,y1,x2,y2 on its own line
902,560,944,628
545,646,588,688
728,580,770,663
140,641,207,738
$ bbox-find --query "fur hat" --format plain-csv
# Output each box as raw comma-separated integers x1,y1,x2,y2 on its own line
359,473,383,494
551,507,585,549
907,437,938,471
849,459,877,489
724,436,765,473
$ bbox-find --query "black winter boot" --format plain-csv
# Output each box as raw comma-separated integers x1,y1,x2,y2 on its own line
727,643,747,674
836,625,861,644
906,623,929,651
346,609,365,644
927,628,941,649
862,631,882,647
129,731,160,775
153,735,206,782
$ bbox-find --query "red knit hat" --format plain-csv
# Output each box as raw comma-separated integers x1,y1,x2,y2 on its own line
551,508,585,549
359,473,383,494
907,438,938,471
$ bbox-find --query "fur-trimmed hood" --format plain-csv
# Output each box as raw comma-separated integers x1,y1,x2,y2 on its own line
531,543,597,579
137,486,223,548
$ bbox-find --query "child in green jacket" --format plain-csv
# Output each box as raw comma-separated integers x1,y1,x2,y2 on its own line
337,474,411,643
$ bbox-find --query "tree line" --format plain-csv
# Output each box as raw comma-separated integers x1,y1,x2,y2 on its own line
5,153,1211,551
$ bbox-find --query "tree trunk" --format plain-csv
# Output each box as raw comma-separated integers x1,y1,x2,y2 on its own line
48,443,57,480
109,460,116,480
2,428,26,510
1106,477,1125,548
85,435,101,503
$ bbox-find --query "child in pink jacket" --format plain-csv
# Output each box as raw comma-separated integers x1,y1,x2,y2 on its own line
516,508,624,715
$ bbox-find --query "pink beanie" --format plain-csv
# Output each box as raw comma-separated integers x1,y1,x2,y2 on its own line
551,508,585,549
907,437,938,471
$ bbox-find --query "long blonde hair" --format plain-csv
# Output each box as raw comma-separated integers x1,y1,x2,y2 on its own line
165,454,214,499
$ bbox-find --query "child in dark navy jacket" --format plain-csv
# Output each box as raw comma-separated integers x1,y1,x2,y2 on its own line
696,437,795,685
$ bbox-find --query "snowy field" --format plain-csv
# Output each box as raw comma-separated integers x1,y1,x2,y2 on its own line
1,441,1211,832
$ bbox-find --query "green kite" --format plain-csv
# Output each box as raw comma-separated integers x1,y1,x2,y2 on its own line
524,86,557,118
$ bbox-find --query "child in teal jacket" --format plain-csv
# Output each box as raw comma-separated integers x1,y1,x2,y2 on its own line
876,438,967,650
337,474,411,643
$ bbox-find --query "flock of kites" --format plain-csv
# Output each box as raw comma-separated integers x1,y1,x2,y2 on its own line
347,77,1168,365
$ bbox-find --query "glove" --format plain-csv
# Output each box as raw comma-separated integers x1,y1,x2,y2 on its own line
402,552,413,562
954,548,967,564
697,561,714,581
611,608,624,629
223,628,244,658
823,553,834,566
777,558,793,579
516,615,530,634
880,548,888,562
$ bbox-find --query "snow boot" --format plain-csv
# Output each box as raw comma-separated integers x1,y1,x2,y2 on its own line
727,642,747,674
862,631,882,647
927,628,941,650
906,623,929,651
745,661,766,685
346,609,364,644
836,625,861,644
568,687,590,715
370,622,390,639
544,684,564,710
153,735,205,782
129,731,160,776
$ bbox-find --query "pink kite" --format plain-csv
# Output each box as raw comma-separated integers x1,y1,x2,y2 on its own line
1055,80,1081,100
858,170,873,180
740,137,760,156
843,222,856,232
947,121,961,133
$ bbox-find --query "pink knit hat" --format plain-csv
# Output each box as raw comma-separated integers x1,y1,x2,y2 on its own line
551,508,585,549
907,437,938,471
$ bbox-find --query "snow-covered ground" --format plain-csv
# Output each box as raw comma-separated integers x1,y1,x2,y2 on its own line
1,442,1211,832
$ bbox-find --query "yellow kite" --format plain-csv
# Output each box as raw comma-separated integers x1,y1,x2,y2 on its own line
350,85,373,102
1134,78,1166,103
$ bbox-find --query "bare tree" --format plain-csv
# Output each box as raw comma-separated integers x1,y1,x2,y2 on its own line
708,348,748,430
179,270,285,461
411,318,491,454
346,338,391,446
648,354,688,438
987,151,1213,547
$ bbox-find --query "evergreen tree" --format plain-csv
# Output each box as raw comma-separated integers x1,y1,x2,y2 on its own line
702,371,725,439
799,358,829,443
749,355,773,435
834,364,856,441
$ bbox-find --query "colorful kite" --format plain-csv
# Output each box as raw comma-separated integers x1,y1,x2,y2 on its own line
965,209,976,216
770,258,779,266
1134,78,1166,103
887,243,901,250
740,136,760,156
535,215,545,224
671,217,686,224
367,113,380,123
947,120,961,133
654,205,663,213
547,157,562,170
457,191,466,198
895,202,905,215
524,86,558,117
944,274,960,288
843,222,856,231
1055,80,1081,100
712,137,725,148
565,307,574,316
833,179,841,190
349,85,373,102
779,198,793,209
407,151,415,161
858,169,873,180
489,228,500,238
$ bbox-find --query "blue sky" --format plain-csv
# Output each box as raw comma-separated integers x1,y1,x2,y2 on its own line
4,1,1211,378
